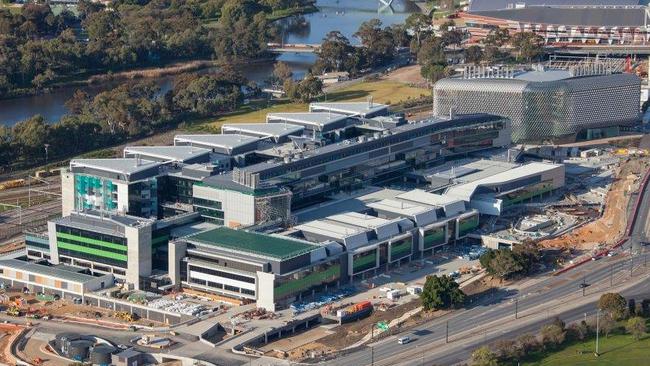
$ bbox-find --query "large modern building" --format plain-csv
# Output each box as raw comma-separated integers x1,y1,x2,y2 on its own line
463,0,650,45
433,67,641,143
169,227,344,311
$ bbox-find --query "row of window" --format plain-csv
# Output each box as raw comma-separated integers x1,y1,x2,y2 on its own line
189,277,255,296
58,249,127,269
56,226,126,246
188,265,255,284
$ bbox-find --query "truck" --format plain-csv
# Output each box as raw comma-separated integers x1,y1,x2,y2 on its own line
337,301,373,324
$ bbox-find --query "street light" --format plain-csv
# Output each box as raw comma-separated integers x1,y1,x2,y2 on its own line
44,143,50,170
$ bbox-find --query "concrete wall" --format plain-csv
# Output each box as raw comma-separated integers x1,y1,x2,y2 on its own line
47,221,59,264
125,224,152,290
256,271,276,311
61,170,75,217
193,185,256,228
168,241,187,286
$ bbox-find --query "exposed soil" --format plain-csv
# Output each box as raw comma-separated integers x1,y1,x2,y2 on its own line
539,158,650,250
382,65,427,87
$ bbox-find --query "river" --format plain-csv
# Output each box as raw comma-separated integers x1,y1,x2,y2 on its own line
0,0,417,127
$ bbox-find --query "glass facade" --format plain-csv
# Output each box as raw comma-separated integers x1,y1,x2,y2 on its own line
434,73,640,143
390,237,413,261
458,215,479,237
74,174,118,212
274,261,341,300
55,226,127,268
423,226,446,249
352,250,377,274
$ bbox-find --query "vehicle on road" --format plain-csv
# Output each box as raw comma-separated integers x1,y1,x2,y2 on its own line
398,336,411,345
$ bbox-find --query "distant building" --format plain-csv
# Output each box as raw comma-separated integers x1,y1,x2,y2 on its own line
463,0,649,45
316,72,350,85
433,68,640,143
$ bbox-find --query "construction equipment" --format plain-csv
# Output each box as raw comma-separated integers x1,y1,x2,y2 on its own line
115,311,139,322
6,305,20,317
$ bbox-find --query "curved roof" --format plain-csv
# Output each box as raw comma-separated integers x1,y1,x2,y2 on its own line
471,7,646,27
468,0,641,12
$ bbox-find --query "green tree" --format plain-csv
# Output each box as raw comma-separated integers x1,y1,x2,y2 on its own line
484,28,510,47
273,61,293,84
470,346,498,366
510,31,544,62
626,316,647,340
465,45,483,64
540,323,566,349
420,275,465,311
599,293,627,320
405,12,431,47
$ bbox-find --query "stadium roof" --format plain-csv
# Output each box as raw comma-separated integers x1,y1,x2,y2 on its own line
468,0,641,12
123,145,210,163
472,7,646,27
186,227,318,260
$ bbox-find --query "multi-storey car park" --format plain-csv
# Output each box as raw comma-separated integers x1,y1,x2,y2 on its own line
15,101,571,311
433,66,641,143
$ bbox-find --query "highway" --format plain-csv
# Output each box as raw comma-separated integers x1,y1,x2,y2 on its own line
324,169,650,366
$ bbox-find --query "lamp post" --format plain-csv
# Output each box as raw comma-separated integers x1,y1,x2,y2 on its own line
44,143,50,170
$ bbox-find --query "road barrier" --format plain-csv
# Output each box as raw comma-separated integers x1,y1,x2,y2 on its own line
553,167,650,276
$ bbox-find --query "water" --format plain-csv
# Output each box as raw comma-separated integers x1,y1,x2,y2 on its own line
0,0,416,126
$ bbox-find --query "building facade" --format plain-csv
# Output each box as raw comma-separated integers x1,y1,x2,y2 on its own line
434,70,640,143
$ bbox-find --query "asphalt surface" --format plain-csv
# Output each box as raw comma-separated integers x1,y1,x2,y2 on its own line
323,171,650,366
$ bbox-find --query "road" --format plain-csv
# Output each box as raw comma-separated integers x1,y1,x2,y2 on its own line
323,168,650,366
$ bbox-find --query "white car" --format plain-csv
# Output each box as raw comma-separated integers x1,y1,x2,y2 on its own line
398,336,411,345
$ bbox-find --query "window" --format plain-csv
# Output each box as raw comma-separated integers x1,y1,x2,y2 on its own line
224,284,239,292
241,289,255,296
188,265,255,284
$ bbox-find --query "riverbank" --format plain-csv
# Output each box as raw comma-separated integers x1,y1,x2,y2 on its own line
267,3,319,21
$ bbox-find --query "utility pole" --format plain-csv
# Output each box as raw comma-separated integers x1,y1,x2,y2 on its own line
610,264,614,286
446,320,449,343
515,298,518,319
44,143,50,170
595,309,601,356
371,345,375,366
631,257,634,277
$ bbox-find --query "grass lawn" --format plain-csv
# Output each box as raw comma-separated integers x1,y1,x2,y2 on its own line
521,331,650,365
204,80,429,129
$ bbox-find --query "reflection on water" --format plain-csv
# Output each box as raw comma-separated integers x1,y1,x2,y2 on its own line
0,0,415,126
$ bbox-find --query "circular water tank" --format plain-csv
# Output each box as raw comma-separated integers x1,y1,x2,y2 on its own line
90,345,115,366
66,339,93,361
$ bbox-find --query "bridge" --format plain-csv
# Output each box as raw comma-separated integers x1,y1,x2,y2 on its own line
267,43,322,53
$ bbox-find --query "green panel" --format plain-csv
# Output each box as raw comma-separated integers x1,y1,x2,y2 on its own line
390,239,412,260
423,227,446,249
58,242,128,261
353,252,377,273
458,215,479,237
274,264,341,298
56,232,126,252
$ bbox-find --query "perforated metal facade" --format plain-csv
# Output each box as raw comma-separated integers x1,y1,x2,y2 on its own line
434,73,640,142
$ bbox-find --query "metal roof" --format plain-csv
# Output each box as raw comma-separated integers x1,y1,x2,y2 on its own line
309,102,389,117
221,123,304,139
174,134,260,150
266,112,349,129
185,227,318,260
123,146,210,163
70,158,161,176
366,199,432,216
445,162,563,201
472,6,646,27
468,0,641,12
396,189,464,207
0,259,106,283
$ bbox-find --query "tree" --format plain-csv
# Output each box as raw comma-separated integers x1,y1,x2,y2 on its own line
510,31,544,62
273,61,293,84
420,61,448,83
313,31,356,74
484,28,510,47
540,323,566,349
599,293,627,320
405,13,431,47
493,339,518,360
441,29,463,48
480,249,523,279
420,275,465,311
354,19,396,67
626,316,647,340
465,45,483,64
516,333,539,355
470,346,498,366
598,312,616,338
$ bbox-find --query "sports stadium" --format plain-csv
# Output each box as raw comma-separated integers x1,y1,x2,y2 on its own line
462,0,650,45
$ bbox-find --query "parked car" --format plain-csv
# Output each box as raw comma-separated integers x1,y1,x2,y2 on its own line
398,336,411,345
